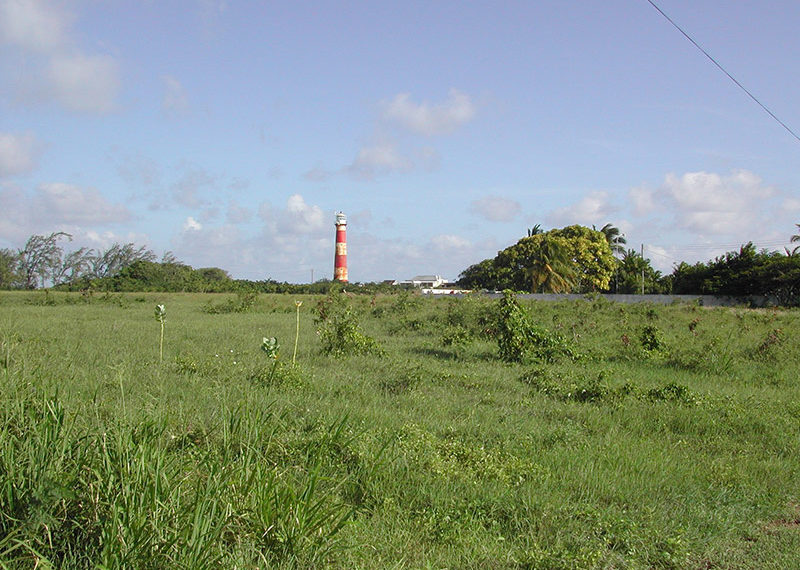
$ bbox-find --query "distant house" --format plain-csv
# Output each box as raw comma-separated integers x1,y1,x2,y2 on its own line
398,275,453,288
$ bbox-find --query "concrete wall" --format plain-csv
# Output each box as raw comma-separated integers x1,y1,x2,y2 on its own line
424,291,774,307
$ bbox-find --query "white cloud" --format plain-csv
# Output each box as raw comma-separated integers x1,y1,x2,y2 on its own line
0,0,69,53
548,190,614,227
347,140,411,180
183,217,202,231
0,0,121,114
620,169,794,271
280,194,325,234
0,132,39,177
226,200,252,224
47,53,120,114
172,167,216,208
469,195,521,222
661,170,773,234
383,89,476,136
34,183,131,224
162,75,188,114
430,234,470,252
0,181,131,243
629,185,656,216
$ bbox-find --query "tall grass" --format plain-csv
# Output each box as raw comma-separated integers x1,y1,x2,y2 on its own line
0,290,799,567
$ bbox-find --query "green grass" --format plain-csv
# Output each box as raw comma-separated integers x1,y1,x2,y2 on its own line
1,290,799,568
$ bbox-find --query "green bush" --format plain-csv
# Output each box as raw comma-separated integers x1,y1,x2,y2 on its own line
315,292,383,357
496,290,577,363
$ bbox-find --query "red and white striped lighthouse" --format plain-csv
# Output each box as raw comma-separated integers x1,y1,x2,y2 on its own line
333,212,348,282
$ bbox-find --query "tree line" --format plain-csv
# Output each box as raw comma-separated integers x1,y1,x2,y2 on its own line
3,226,800,304
0,232,393,294
457,223,800,304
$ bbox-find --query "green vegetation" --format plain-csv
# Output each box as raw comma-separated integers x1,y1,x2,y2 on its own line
1,290,799,568
462,225,616,293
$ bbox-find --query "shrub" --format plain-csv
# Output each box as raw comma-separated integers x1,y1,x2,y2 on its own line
315,293,383,357
201,290,258,314
640,324,666,354
496,290,577,363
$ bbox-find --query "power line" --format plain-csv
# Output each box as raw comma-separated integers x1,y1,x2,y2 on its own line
645,0,800,144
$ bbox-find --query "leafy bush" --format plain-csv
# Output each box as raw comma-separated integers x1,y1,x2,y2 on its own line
640,324,666,354
315,293,383,357
496,290,577,363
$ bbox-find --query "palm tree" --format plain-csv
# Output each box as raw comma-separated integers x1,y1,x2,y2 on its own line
525,237,575,293
790,224,800,255
599,223,626,255
526,224,543,237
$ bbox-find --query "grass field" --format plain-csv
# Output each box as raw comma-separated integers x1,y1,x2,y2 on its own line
1,290,799,569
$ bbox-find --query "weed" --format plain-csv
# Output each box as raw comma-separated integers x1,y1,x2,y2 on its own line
154,304,166,363
293,300,303,365
754,328,785,361
496,291,577,363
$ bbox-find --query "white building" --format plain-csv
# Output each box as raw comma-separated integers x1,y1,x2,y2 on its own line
398,275,452,288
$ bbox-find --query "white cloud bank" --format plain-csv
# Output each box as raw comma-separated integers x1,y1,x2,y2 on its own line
0,132,39,177
548,190,615,227
0,181,131,243
0,0,121,113
544,169,792,272
470,195,521,222
383,89,476,136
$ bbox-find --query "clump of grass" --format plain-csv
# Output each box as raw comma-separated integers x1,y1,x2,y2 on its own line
201,290,258,314
251,337,303,388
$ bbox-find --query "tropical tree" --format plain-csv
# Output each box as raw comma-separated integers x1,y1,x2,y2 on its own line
460,224,616,293
790,223,800,255
524,236,576,293
548,225,616,291
526,224,544,237
494,234,578,293
616,249,664,294
51,247,93,286
17,232,72,289
597,223,627,255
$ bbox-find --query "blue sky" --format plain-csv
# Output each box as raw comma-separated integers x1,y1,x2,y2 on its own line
2,0,799,282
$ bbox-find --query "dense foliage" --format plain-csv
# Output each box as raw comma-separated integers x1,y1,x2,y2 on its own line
459,228,800,304
671,243,800,304
460,225,616,293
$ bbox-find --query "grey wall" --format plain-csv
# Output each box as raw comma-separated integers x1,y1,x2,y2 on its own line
430,292,774,307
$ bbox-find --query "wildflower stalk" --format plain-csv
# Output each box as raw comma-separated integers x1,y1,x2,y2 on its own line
293,300,302,366
155,304,166,363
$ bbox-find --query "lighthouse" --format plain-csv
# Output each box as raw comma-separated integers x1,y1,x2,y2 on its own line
333,212,348,282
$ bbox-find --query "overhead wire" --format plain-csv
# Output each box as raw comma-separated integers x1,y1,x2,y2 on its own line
644,0,800,144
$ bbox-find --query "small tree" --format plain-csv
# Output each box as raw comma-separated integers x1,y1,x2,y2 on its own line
17,232,71,289
0,248,22,289
89,243,156,279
